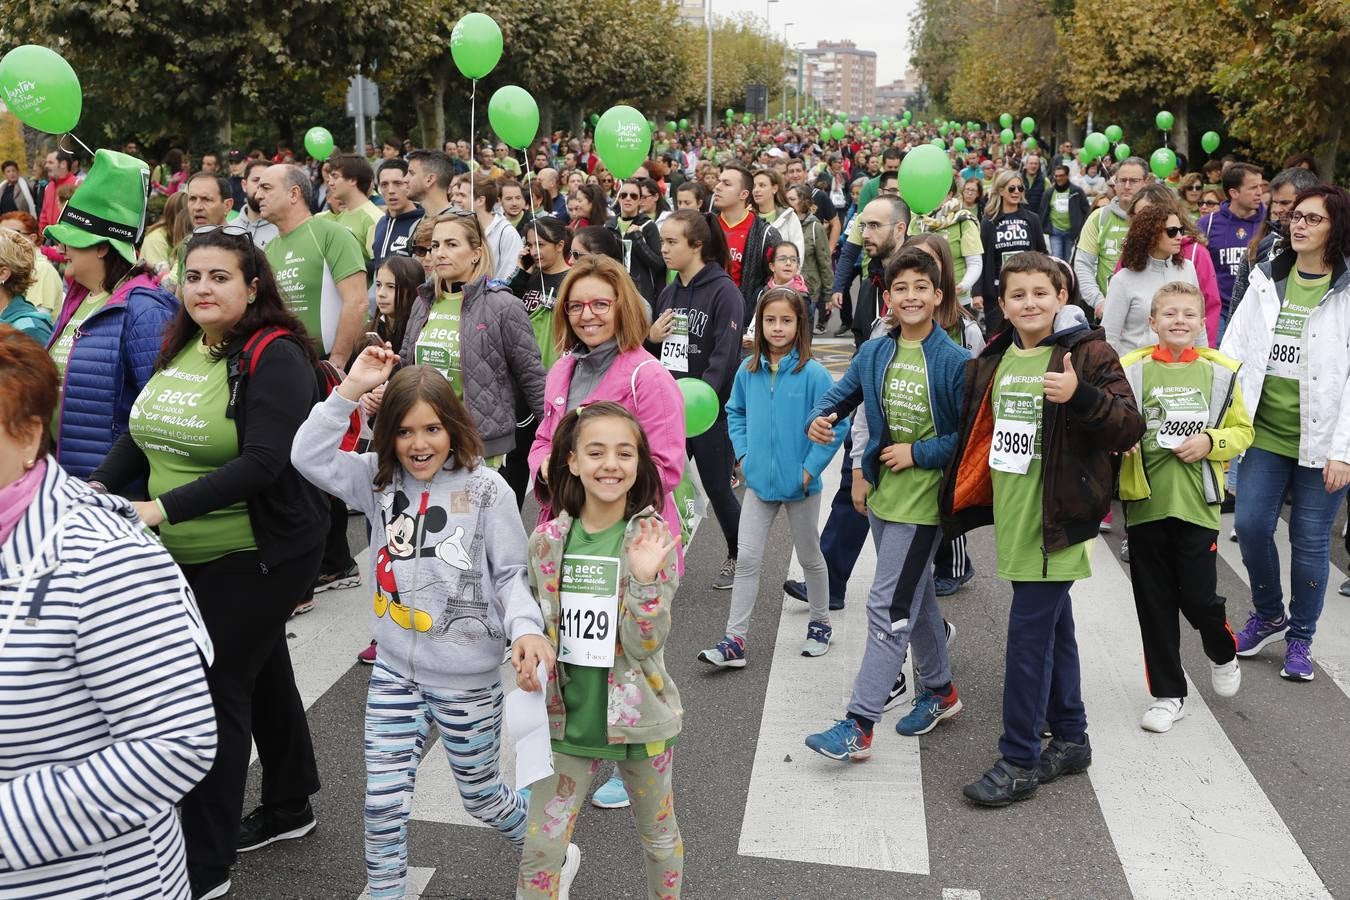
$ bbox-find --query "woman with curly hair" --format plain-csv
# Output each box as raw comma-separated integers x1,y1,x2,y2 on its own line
1102,204,1202,354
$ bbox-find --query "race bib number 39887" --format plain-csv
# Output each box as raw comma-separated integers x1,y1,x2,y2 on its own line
559,555,620,667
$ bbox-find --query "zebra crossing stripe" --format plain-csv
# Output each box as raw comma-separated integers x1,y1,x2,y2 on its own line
1076,538,1331,899
357,865,436,899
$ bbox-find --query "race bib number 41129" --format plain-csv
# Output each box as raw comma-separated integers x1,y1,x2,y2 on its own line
559,555,620,667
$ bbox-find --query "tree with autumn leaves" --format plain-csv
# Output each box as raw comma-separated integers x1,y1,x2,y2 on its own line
911,0,1349,175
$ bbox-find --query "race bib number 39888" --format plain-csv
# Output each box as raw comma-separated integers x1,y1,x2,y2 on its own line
559,555,620,667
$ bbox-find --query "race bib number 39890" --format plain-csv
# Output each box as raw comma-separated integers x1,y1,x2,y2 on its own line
559,555,620,667
990,391,1041,475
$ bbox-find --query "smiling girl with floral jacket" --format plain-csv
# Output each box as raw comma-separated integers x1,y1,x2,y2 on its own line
519,402,683,900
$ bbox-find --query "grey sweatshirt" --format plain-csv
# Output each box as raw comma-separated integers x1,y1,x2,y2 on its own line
1102,255,1203,356
292,392,544,689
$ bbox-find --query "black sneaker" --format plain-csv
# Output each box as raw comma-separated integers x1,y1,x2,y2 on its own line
833,324,851,337
313,563,360,594
1220,491,1236,513
237,801,316,853
191,874,231,900
883,673,908,711
1037,736,1092,783
813,321,827,335
962,759,1039,807
783,579,844,611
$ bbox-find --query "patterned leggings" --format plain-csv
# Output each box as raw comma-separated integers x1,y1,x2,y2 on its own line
364,661,526,899
517,750,683,899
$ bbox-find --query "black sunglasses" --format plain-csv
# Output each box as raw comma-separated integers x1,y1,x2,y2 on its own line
1164,226,1184,237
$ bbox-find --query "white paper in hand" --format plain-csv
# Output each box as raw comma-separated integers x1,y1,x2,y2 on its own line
505,661,554,790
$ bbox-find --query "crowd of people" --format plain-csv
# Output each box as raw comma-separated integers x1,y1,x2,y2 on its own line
0,114,1346,900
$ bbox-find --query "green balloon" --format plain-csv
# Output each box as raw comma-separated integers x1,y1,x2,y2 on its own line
450,12,503,79
666,120,677,133
1114,143,1131,162
726,108,735,120
999,113,1012,129
1150,147,1177,179
953,137,967,152
678,378,719,438
899,143,954,216
1105,124,1123,143
830,122,846,140
861,115,871,126
304,126,334,161
487,85,539,150
1155,110,1174,131
1021,116,1035,135
1083,132,1109,160
873,127,883,137
742,112,752,124
648,119,657,132
1024,137,1037,150
938,122,950,136
930,137,945,149
590,113,600,126
1078,149,1094,167
0,45,83,134
1000,128,1014,145
1201,130,1221,153
594,106,652,180
679,118,689,130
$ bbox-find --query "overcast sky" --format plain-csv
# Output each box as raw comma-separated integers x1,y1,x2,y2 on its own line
709,0,919,84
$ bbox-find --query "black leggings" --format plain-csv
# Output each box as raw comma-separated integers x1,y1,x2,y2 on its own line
180,544,323,882
688,412,741,559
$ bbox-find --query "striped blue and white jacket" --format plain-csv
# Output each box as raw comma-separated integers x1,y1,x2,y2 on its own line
0,461,216,899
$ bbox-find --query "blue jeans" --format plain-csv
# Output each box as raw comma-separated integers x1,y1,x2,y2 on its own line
1048,230,1073,262
1235,447,1350,642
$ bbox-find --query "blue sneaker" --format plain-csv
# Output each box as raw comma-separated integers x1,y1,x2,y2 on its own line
896,686,964,736
1281,639,1314,682
935,569,974,597
800,621,832,657
590,776,630,809
805,718,873,761
697,635,747,668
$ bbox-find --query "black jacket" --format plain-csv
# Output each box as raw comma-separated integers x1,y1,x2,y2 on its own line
645,262,744,402
612,214,666,306
726,213,782,324
978,208,1048,301
92,335,327,571
1022,172,1052,217
851,253,887,348
1038,183,1090,240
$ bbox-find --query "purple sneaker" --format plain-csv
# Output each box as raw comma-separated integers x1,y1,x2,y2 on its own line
1281,639,1314,682
1235,611,1288,657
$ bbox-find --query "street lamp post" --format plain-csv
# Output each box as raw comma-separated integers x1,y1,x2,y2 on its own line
782,23,793,120
704,0,713,127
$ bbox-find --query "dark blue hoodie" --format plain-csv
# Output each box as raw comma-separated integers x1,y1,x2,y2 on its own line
645,262,743,402
370,205,427,274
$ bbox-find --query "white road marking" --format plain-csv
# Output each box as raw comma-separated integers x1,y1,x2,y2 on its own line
1216,513,1350,696
287,549,375,708
942,890,981,900
1076,538,1331,899
737,462,930,874
356,865,436,899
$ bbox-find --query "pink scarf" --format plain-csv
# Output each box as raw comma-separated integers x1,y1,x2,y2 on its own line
0,460,45,546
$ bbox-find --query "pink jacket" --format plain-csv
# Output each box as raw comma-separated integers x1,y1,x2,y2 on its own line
1112,236,1221,347
529,346,687,567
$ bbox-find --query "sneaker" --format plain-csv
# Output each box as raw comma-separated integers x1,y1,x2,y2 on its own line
1340,578,1350,598
834,324,851,337
1211,658,1241,697
697,635,746,668
1037,736,1092,783
805,718,873,761
237,801,316,853
1229,526,1238,542
313,563,360,594
289,596,316,618
357,640,378,665
813,321,827,335
591,776,631,809
801,621,833,657
1220,491,1236,513
896,686,964,737
784,579,845,610
1119,537,1130,563
1281,639,1315,682
1140,697,1186,733
883,673,908,711
1235,611,1288,657
558,843,582,900
712,558,736,591
1098,517,1112,534
944,619,956,646
934,569,974,597
962,759,1039,807
191,875,231,900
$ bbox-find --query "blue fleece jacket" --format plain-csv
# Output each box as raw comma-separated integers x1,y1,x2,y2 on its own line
727,349,847,501
810,323,967,486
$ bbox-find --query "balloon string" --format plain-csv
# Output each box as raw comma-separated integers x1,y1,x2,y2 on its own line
468,79,476,211
525,175,545,299
60,132,95,157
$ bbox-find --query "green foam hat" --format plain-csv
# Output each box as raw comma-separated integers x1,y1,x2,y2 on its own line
43,148,150,264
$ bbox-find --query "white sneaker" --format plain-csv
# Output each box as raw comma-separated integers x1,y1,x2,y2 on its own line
558,843,582,899
1141,697,1186,733
1229,526,1238,542
1211,658,1241,697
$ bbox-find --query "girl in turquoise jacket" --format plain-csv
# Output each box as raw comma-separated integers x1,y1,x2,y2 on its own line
699,288,848,670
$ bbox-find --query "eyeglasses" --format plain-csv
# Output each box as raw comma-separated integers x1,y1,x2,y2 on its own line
398,245,431,258
1116,177,1144,187
1006,184,1023,194
1198,199,1221,209
564,298,614,317
1184,185,1202,192
1164,226,1184,237
617,192,640,200
189,223,262,268
774,255,800,264
1289,211,1328,227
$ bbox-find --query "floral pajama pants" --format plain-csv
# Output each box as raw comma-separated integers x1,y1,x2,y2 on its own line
364,661,526,898
517,749,683,899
